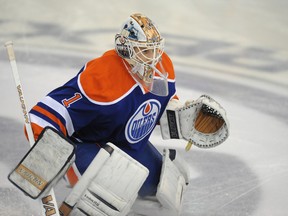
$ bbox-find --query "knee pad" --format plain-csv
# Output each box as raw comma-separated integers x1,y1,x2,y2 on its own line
129,149,191,216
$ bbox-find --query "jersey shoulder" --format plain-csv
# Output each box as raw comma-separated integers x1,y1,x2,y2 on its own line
78,50,137,104
157,52,175,80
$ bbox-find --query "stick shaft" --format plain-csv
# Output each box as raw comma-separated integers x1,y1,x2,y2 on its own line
5,41,35,145
5,41,60,216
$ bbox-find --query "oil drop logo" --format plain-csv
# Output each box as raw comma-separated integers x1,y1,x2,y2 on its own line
126,99,161,143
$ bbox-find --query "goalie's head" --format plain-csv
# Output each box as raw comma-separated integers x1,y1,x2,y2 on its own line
115,13,168,96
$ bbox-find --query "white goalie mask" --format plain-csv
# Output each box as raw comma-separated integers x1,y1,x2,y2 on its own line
115,13,168,96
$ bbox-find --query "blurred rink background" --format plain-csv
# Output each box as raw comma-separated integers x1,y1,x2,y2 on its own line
1,0,288,215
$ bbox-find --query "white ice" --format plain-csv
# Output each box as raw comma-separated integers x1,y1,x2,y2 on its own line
1,1,288,215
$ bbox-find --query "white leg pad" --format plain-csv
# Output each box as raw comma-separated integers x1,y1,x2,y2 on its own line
69,143,149,216
129,149,190,216
128,196,175,216
156,149,186,215
167,149,191,185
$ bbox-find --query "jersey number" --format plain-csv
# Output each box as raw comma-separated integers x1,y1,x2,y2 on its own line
62,93,82,108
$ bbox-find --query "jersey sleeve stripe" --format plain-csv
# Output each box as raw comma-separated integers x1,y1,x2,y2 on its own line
37,102,67,128
30,113,57,131
31,105,67,136
42,96,75,136
37,102,67,131
30,109,66,135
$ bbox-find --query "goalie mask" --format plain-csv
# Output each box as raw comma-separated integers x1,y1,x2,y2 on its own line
115,13,168,96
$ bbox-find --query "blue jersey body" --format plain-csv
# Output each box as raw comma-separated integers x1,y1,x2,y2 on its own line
29,49,177,195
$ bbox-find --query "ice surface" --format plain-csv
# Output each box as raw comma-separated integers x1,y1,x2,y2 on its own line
1,1,288,215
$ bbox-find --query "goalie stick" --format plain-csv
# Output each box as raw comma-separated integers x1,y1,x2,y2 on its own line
4,41,61,216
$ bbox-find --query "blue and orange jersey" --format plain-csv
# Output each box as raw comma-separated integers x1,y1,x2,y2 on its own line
28,50,177,150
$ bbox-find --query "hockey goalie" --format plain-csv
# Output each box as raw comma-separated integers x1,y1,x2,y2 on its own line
8,13,229,216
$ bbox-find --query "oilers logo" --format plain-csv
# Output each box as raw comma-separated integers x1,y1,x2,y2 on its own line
125,99,161,144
